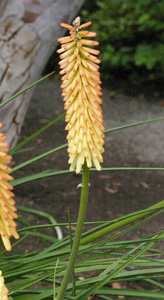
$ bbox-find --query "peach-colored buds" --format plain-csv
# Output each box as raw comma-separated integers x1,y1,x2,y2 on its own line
0,271,9,300
0,123,19,251
58,17,105,173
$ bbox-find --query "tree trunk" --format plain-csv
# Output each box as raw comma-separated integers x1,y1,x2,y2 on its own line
0,0,84,147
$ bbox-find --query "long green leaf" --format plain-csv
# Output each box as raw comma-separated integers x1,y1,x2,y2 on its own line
104,116,164,133
97,287,164,299
12,144,67,172
11,166,164,187
9,113,65,155
0,72,55,109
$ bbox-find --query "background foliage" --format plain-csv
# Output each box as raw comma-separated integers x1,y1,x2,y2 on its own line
81,0,164,83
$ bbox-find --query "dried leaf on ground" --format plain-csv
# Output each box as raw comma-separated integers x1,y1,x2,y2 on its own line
105,187,118,194
140,181,149,189
99,174,111,179
112,282,125,299
66,225,76,231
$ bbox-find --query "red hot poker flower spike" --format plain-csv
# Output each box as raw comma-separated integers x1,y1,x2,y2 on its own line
58,17,105,174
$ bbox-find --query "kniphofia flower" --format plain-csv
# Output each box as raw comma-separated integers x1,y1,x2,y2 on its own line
0,123,19,251
0,271,9,300
57,17,105,173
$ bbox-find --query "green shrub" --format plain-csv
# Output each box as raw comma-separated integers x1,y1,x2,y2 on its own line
81,0,164,82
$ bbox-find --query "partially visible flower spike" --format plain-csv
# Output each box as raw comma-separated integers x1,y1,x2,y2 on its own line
0,270,9,300
58,17,105,173
0,123,19,251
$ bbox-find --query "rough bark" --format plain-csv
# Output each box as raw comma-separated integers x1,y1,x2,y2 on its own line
0,0,84,147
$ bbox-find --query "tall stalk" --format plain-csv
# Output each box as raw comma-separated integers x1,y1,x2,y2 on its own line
57,17,104,299
57,163,90,300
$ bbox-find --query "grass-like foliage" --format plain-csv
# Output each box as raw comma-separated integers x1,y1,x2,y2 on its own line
2,202,164,300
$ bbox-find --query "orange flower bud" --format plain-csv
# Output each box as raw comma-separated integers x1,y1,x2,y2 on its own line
58,17,105,173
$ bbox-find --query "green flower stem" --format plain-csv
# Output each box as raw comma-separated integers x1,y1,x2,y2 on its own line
57,162,90,300
80,200,164,245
